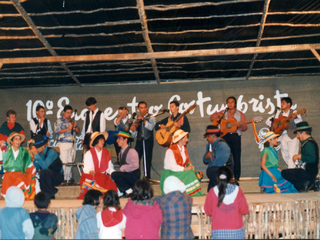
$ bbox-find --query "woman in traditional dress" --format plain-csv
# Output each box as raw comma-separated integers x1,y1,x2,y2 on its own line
160,130,203,196
1,132,36,200
259,131,298,193
78,132,118,199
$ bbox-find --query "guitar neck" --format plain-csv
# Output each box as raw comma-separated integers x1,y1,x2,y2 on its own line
174,105,196,123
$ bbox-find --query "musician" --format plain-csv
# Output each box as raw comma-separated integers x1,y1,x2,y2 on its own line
281,122,319,192
81,97,106,154
114,106,130,157
54,105,80,183
130,101,156,179
29,105,53,139
155,100,190,133
210,96,247,181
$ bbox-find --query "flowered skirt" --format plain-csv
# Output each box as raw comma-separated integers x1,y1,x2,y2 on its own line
160,169,203,196
259,167,298,193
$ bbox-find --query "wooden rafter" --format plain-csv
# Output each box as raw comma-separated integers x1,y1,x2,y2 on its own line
310,48,320,62
10,0,82,87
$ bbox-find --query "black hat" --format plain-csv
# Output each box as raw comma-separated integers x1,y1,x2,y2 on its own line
294,121,312,134
203,125,222,138
32,134,48,148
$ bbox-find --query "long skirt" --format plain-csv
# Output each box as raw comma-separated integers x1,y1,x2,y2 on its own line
1,166,36,200
259,167,298,193
77,172,118,199
160,169,203,196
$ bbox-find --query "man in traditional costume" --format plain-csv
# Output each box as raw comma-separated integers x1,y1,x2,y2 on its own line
78,131,117,199
29,105,53,139
1,132,36,200
160,129,203,196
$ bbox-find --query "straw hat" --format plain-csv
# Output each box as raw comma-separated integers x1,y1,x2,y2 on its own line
89,131,109,148
172,129,188,144
294,121,312,133
263,131,279,143
7,132,25,146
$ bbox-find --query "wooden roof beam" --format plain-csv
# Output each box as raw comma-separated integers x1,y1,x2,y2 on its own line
311,48,320,62
10,0,82,87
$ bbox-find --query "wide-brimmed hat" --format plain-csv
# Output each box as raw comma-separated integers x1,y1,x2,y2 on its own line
7,132,25,146
263,131,279,143
89,131,109,148
32,134,48,148
172,129,188,144
203,125,221,138
116,130,134,142
294,121,312,133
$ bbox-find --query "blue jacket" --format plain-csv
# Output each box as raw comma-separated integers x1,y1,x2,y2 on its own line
203,137,230,167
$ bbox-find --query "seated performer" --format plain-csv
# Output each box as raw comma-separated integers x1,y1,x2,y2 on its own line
111,131,140,197
281,122,319,192
259,132,297,193
0,110,25,142
30,134,64,199
1,132,36,200
78,132,117,199
160,129,203,196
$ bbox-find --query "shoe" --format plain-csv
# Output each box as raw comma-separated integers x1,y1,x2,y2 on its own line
313,179,320,192
118,191,124,198
50,195,55,200
125,188,133,195
299,181,313,193
67,178,75,186
260,188,266,193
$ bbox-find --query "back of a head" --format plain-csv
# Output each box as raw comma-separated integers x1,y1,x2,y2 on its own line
163,176,186,194
5,186,24,207
131,178,153,200
83,190,103,206
103,190,120,209
216,166,233,207
34,192,50,209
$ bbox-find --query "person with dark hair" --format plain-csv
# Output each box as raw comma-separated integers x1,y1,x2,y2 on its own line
113,106,130,158
123,179,163,239
281,122,319,192
266,97,303,168
29,105,53,139
154,176,193,239
30,192,58,239
75,189,102,239
96,190,126,239
81,97,106,154
111,131,140,197
259,132,297,193
160,129,203,196
54,105,80,183
30,134,64,199
204,166,249,239
155,100,191,134
78,132,117,199
210,96,248,181
0,109,24,143
203,125,233,192
130,101,156,179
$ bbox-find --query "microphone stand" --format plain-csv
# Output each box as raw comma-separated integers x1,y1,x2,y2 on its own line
217,108,228,125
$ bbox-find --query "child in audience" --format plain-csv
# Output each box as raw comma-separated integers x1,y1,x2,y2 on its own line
96,190,126,239
124,178,163,239
154,176,193,239
0,186,34,239
30,192,58,239
75,189,102,239
204,166,249,239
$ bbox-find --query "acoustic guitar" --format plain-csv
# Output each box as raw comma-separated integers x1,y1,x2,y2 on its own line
271,108,306,135
212,116,263,137
156,104,196,147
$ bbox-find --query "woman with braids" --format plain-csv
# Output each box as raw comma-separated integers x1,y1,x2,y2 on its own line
204,166,249,239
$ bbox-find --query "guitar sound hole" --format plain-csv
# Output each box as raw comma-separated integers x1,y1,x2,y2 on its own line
226,123,231,129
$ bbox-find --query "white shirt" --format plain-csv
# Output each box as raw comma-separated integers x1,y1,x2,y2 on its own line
83,148,115,175
164,144,186,172
97,207,126,239
81,108,106,137
29,117,53,139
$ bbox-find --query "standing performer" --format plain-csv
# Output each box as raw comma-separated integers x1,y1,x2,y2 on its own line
155,100,190,133
54,105,80,183
130,101,156,179
210,96,247,181
29,105,53,139
0,110,24,142
81,97,106,154
265,97,302,168
114,107,130,157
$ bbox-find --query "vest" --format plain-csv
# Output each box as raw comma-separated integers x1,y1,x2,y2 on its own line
118,146,140,176
167,143,189,167
30,118,48,138
301,138,319,178
212,138,234,170
137,113,153,140
224,110,242,135
45,147,63,173
115,118,129,131
85,110,102,133
280,109,296,139
90,148,110,173
168,114,184,127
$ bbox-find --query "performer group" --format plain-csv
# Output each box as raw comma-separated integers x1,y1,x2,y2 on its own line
0,95,318,239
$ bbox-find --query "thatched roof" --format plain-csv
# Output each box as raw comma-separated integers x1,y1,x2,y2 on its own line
1,0,320,88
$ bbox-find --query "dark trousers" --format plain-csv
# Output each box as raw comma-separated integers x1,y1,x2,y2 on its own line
135,137,154,179
114,141,121,160
223,133,241,179
206,166,219,192
39,169,64,197
281,169,315,191
111,171,140,193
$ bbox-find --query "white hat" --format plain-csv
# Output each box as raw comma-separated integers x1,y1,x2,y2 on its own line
263,131,279,143
163,176,186,194
172,129,188,144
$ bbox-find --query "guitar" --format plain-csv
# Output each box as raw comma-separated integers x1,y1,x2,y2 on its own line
271,108,306,135
156,104,196,147
212,116,263,137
